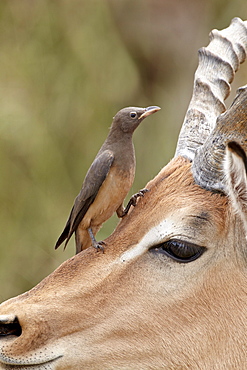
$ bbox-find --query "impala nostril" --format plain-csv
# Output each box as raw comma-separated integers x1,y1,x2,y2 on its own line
0,315,22,337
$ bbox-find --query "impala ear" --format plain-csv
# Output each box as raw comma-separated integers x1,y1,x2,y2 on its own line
225,142,247,229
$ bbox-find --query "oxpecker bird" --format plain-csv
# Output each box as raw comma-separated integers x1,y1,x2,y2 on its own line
55,106,160,253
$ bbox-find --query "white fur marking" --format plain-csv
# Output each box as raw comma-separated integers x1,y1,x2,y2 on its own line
118,219,173,263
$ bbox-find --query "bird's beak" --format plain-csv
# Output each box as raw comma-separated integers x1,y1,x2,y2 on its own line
139,106,161,119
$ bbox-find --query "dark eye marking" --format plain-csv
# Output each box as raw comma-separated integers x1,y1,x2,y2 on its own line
130,112,137,118
150,239,206,263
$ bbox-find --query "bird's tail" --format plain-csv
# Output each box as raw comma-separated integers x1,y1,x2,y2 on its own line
55,207,75,250
54,223,70,250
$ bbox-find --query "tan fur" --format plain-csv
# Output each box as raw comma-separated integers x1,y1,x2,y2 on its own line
1,157,246,369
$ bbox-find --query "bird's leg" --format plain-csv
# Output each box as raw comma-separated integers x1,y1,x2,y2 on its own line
87,227,105,252
117,188,149,217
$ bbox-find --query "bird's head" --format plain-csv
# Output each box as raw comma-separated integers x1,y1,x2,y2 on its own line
112,106,161,134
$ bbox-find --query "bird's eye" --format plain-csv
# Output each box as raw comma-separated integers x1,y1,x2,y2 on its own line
150,239,206,263
130,112,137,118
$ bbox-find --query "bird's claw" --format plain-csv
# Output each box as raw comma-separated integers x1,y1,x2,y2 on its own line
121,188,149,216
88,227,105,253
130,188,149,207
94,240,105,253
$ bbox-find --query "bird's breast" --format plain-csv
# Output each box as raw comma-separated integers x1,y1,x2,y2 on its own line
80,165,135,228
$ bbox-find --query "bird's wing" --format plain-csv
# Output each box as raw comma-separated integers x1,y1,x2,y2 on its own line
55,150,114,249
70,149,114,227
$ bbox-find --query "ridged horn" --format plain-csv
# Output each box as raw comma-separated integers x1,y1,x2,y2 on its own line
192,85,247,192
175,17,247,161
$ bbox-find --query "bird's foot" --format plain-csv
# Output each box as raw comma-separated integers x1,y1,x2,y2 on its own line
94,240,105,253
122,188,149,216
130,188,149,207
88,227,105,253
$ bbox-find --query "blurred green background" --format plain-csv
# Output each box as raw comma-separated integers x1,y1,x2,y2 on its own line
1,0,247,302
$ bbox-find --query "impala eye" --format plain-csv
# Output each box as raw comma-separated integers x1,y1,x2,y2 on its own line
130,112,137,118
150,239,206,263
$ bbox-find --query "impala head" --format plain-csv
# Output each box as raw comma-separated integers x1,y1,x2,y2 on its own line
1,17,247,369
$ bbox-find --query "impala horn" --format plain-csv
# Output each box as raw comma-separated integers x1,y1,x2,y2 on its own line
175,17,247,171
